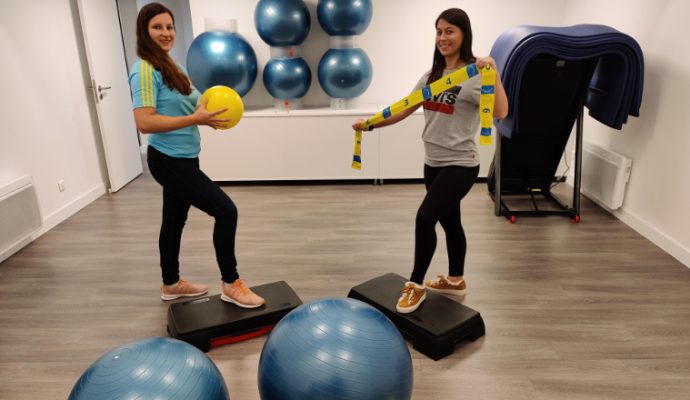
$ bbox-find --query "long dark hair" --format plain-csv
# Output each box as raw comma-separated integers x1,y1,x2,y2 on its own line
136,2,191,95
426,8,476,84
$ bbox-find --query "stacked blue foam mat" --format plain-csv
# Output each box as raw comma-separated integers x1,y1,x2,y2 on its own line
490,24,644,139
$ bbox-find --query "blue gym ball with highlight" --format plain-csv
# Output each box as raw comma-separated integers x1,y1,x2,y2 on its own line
68,337,229,400
263,57,312,99
317,0,373,36
187,30,258,96
257,298,413,400
318,48,373,98
254,0,311,47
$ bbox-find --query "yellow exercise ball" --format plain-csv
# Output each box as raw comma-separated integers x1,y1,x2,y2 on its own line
199,85,244,130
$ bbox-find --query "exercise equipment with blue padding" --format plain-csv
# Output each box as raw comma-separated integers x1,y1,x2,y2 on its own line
486,24,644,222
187,30,258,96
348,273,485,360
317,48,372,98
68,337,229,400
254,0,311,46
317,0,373,36
258,297,413,400
167,281,302,352
263,57,312,100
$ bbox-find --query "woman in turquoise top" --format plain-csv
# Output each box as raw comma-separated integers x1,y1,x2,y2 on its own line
129,2,264,308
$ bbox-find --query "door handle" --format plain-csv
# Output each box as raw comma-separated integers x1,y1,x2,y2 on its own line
97,85,111,100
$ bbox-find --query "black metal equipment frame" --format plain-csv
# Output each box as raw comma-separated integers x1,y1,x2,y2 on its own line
489,107,584,223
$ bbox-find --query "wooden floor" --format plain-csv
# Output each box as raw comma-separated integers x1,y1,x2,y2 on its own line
1,171,689,399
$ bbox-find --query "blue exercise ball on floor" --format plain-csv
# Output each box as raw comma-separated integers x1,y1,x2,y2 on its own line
318,48,372,98
258,298,413,400
317,0,373,36
263,57,312,99
68,337,229,400
255,0,311,46
187,31,258,96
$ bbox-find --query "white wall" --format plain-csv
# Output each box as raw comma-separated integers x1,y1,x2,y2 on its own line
188,0,568,180
189,0,565,108
562,0,690,266
0,0,107,237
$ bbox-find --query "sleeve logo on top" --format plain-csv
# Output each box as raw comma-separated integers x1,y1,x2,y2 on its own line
140,61,156,107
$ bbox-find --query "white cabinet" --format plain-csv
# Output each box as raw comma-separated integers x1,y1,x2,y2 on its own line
199,106,493,181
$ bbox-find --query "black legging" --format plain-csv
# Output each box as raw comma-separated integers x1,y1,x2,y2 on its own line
410,164,480,284
147,146,239,285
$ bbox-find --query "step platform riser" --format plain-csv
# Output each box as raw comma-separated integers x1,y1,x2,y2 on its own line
167,281,302,352
348,273,485,360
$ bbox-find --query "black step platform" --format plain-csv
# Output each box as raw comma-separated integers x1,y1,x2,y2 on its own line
167,281,302,352
348,273,485,360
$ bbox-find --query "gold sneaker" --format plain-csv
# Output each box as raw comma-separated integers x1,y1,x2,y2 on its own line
396,282,426,313
160,278,208,301
221,279,266,308
424,275,466,295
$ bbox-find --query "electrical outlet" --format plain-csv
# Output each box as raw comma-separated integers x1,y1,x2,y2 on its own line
57,180,66,192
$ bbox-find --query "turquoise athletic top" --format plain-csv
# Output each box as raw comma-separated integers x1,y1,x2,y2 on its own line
129,59,201,158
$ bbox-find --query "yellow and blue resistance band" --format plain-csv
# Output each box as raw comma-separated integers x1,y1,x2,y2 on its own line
352,63,496,170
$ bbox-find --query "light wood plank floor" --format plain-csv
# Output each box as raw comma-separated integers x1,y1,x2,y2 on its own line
1,172,688,399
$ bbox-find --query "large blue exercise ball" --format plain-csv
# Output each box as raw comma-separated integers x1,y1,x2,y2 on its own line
317,0,373,36
263,57,312,99
187,31,258,96
68,337,229,400
258,298,413,400
318,48,372,98
255,0,311,46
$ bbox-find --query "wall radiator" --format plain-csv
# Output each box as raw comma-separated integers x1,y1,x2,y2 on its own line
0,175,42,263
577,142,633,210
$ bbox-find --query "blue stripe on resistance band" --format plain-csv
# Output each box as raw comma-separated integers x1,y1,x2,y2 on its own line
481,127,492,136
383,107,391,118
467,64,479,77
422,86,432,100
481,85,495,94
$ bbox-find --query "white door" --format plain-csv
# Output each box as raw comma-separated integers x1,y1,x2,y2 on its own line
77,0,142,192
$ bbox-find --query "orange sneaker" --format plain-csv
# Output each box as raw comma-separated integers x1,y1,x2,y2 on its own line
424,275,466,295
396,282,426,313
160,278,208,301
221,279,266,308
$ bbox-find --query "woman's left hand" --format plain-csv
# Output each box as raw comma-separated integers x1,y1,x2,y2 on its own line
476,56,498,71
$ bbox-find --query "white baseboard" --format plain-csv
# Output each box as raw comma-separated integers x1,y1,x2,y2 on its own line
0,236,34,264
34,183,107,238
611,205,690,268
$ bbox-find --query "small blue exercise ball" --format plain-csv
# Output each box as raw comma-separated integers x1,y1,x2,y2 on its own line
318,48,372,98
187,31,258,96
317,0,373,36
258,298,413,400
68,337,229,400
255,0,311,46
263,57,312,99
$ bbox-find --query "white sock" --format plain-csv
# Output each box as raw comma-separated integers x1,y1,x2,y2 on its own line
447,277,463,285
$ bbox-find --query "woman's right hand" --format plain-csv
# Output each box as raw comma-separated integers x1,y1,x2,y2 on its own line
352,119,367,131
193,98,230,129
